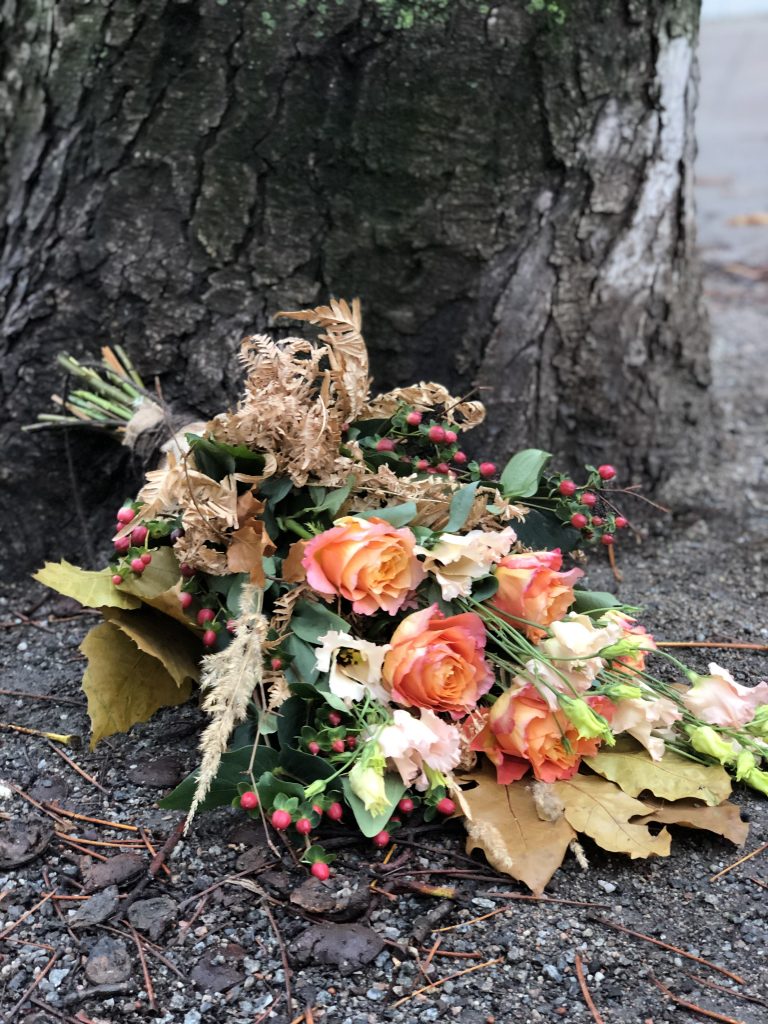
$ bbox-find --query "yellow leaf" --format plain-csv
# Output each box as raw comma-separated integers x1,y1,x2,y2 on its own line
103,607,201,687
585,740,732,806
553,775,671,860
634,799,748,846
33,561,140,610
80,621,192,749
119,547,181,601
141,587,199,630
461,767,576,895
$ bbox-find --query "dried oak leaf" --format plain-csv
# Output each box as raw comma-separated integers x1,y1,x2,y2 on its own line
461,767,576,895
584,739,732,806
80,621,193,748
552,775,671,860
633,798,748,846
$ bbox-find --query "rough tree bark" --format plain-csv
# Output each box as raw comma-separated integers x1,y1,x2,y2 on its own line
0,0,711,578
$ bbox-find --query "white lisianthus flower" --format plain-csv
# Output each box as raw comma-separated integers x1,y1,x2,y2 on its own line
377,709,462,790
524,613,623,709
315,630,390,706
682,663,768,728
415,526,516,600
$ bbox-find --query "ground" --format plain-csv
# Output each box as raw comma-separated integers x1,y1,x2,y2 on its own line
1,14,767,1024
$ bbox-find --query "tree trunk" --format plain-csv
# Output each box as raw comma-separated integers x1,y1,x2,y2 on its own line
0,0,711,579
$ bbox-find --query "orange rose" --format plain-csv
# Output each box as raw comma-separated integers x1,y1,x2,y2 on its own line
382,605,493,715
470,685,614,784
302,516,424,615
492,550,582,642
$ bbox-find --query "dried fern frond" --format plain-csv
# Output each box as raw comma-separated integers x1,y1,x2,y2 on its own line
275,297,369,424
267,581,314,645
362,381,486,431
187,585,268,826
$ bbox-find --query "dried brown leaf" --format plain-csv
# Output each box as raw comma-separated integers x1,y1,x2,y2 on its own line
633,799,749,846
461,767,576,895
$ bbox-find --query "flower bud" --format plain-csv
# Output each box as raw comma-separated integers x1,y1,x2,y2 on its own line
349,760,389,816
303,779,326,800
746,705,768,738
743,766,768,797
559,696,615,745
735,749,757,782
602,682,645,701
687,725,736,764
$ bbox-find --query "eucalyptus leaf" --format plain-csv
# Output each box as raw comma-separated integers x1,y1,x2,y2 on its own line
290,600,348,643
444,481,479,533
500,448,551,498
356,502,417,528
573,589,621,615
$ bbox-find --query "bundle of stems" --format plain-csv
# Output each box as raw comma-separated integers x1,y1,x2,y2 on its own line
23,346,150,432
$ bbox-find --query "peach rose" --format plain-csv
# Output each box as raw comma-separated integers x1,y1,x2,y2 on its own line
491,549,582,642
382,605,493,715
302,516,425,615
470,684,613,784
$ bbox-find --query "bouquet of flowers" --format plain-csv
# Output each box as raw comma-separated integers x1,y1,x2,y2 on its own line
35,299,768,893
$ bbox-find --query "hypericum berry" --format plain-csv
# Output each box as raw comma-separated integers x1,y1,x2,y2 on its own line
308,741,321,755
331,738,346,754
444,429,458,444
601,534,615,546
226,618,237,633
376,438,395,452
591,516,604,527
615,516,628,529
346,735,357,749
428,424,446,443
570,512,588,529
415,459,429,471
311,862,330,881
180,562,195,578
558,479,577,497
452,451,468,465
141,552,152,565
130,557,145,574
580,492,597,507
372,830,391,848
436,797,456,816
179,591,193,610
478,462,497,478
270,657,283,670
114,536,131,554
271,809,292,831
295,817,312,835
116,507,136,524
328,711,342,727
131,525,148,545
111,574,123,586
436,462,450,475
312,804,323,817
202,629,217,647
405,410,422,426
197,608,215,626
327,802,343,821
170,528,183,543
398,797,415,814
240,791,259,811
598,464,616,481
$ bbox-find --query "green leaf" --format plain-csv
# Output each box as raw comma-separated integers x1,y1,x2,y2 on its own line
278,745,337,787
283,634,320,685
356,502,417,527
515,509,581,553
305,477,354,518
499,449,551,498
33,561,140,610
342,774,406,837
469,575,499,602
585,740,733,807
81,621,193,749
444,481,479,533
119,547,181,601
159,744,279,812
255,770,307,809
290,600,348,644
573,589,621,615
187,434,266,481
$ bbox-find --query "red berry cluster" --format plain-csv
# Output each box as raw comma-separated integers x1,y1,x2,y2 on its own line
303,709,358,758
553,465,627,545
369,405,497,482
238,786,336,879
110,505,154,586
